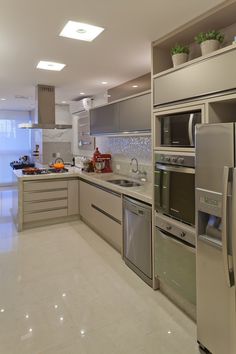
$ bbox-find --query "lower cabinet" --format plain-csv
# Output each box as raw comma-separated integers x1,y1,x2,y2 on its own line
79,180,122,252
22,178,79,227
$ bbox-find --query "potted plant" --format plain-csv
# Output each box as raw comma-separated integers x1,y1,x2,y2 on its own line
195,30,224,55
171,44,189,67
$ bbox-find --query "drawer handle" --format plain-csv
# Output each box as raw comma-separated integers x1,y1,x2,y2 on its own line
91,204,121,224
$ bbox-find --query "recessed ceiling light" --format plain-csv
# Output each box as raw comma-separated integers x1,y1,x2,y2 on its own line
36,61,66,71
80,92,85,95
0,98,6,101
101,81,108,85
61,101,67,104
60,21,104,42
132,85,138,88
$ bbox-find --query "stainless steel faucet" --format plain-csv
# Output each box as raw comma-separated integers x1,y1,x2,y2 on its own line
130,157,147,181
130,157,139,173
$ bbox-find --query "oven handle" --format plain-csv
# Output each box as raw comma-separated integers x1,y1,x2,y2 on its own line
188,113,194,146
155,164,195,174
156,227,195,253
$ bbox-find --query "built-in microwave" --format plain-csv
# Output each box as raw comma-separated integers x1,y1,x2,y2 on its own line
160,110,201,147
154,152,195,226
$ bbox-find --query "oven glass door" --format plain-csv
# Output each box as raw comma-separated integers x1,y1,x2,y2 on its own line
155,165,195,225
160,110,201,147
154,227,196,305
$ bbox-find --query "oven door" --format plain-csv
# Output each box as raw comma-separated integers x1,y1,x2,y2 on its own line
160,110,201,147
154,227,196,306
155,164,195,225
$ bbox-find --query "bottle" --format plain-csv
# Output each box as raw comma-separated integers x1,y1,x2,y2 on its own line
93,147,101,163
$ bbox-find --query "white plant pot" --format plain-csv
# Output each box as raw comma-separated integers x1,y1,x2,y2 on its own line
200,39,220,55
172,53,188,67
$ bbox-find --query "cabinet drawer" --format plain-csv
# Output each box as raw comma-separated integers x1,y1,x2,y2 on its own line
93,206,122,252
24,199,67,212
24,190,68,202
80,180,122,220
24,180,68,192
24,208,68,223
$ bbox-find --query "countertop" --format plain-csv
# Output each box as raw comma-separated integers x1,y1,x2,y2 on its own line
13,168,152,205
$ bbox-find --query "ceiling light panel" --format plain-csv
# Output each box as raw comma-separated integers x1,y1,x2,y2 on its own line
37,61,66,71
60,21,104,42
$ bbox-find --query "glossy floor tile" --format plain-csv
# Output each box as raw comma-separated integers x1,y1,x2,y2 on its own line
0,187,200,353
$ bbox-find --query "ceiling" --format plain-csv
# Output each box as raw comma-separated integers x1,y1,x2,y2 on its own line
0,0,225,110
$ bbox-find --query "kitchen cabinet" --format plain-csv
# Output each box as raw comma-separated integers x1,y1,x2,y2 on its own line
79,180,122,252
89,92,151,135
68,179,79,215
90,103,119,135
72,111,95,155
22,178,79,227
119,93,151,132
154,46,236,107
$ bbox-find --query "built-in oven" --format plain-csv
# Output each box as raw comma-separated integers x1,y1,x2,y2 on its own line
160,110,201,147
154,213,196,319
154,152,195,226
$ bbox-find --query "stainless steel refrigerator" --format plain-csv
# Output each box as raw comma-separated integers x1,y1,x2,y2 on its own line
196,123,236,354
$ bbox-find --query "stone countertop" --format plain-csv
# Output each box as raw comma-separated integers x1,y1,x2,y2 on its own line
13,168,152,205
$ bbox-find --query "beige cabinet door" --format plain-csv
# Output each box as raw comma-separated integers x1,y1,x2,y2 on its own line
68,179,79,215
79,180,122,252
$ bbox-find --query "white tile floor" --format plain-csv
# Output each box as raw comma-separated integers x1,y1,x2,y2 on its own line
0,188,200,354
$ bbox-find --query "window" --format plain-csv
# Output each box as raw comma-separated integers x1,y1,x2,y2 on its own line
0,111,31,186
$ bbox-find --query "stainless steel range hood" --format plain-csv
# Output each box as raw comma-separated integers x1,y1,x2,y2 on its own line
19,85,72,129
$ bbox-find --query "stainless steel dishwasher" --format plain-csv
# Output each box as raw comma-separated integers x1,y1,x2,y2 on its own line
123,196,152,286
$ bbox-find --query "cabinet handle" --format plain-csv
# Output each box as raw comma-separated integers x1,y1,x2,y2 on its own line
81,179,121,197
91,204,121,224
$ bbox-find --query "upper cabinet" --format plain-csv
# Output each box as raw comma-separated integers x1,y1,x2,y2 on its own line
90,92,151,135
90,103,119,135
119,93,151,132
154,46,236,107
152,1,236,107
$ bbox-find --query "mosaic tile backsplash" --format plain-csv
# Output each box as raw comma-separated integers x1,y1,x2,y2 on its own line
95,135,152,180
96,135,151,163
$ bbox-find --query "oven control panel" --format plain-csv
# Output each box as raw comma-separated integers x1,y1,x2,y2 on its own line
155,212,195,246
156,153,195,167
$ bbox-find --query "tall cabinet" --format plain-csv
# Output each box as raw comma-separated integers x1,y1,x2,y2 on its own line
151,0,236,327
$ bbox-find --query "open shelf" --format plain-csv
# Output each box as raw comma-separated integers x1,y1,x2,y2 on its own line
153,44,236,79
152,1,236,76
208,95,236,124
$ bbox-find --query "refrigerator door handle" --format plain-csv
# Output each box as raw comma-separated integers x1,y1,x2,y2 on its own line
222,166,234,288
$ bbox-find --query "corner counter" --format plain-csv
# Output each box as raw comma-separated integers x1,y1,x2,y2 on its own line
14,168,152,232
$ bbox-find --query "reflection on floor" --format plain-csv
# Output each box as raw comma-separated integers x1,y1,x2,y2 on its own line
0,187,200,354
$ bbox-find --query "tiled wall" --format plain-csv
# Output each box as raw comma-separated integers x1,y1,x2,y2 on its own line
96,135,152,179
42,142,72,164
31,104,73,164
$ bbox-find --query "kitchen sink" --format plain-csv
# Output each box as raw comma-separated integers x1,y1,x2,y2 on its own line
107,179,141,187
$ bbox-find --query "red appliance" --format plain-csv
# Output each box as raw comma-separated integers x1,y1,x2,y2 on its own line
94,154,112,173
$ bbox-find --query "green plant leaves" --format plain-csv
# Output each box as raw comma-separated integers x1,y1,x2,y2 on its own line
171,44,189,55
195,30,224,44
